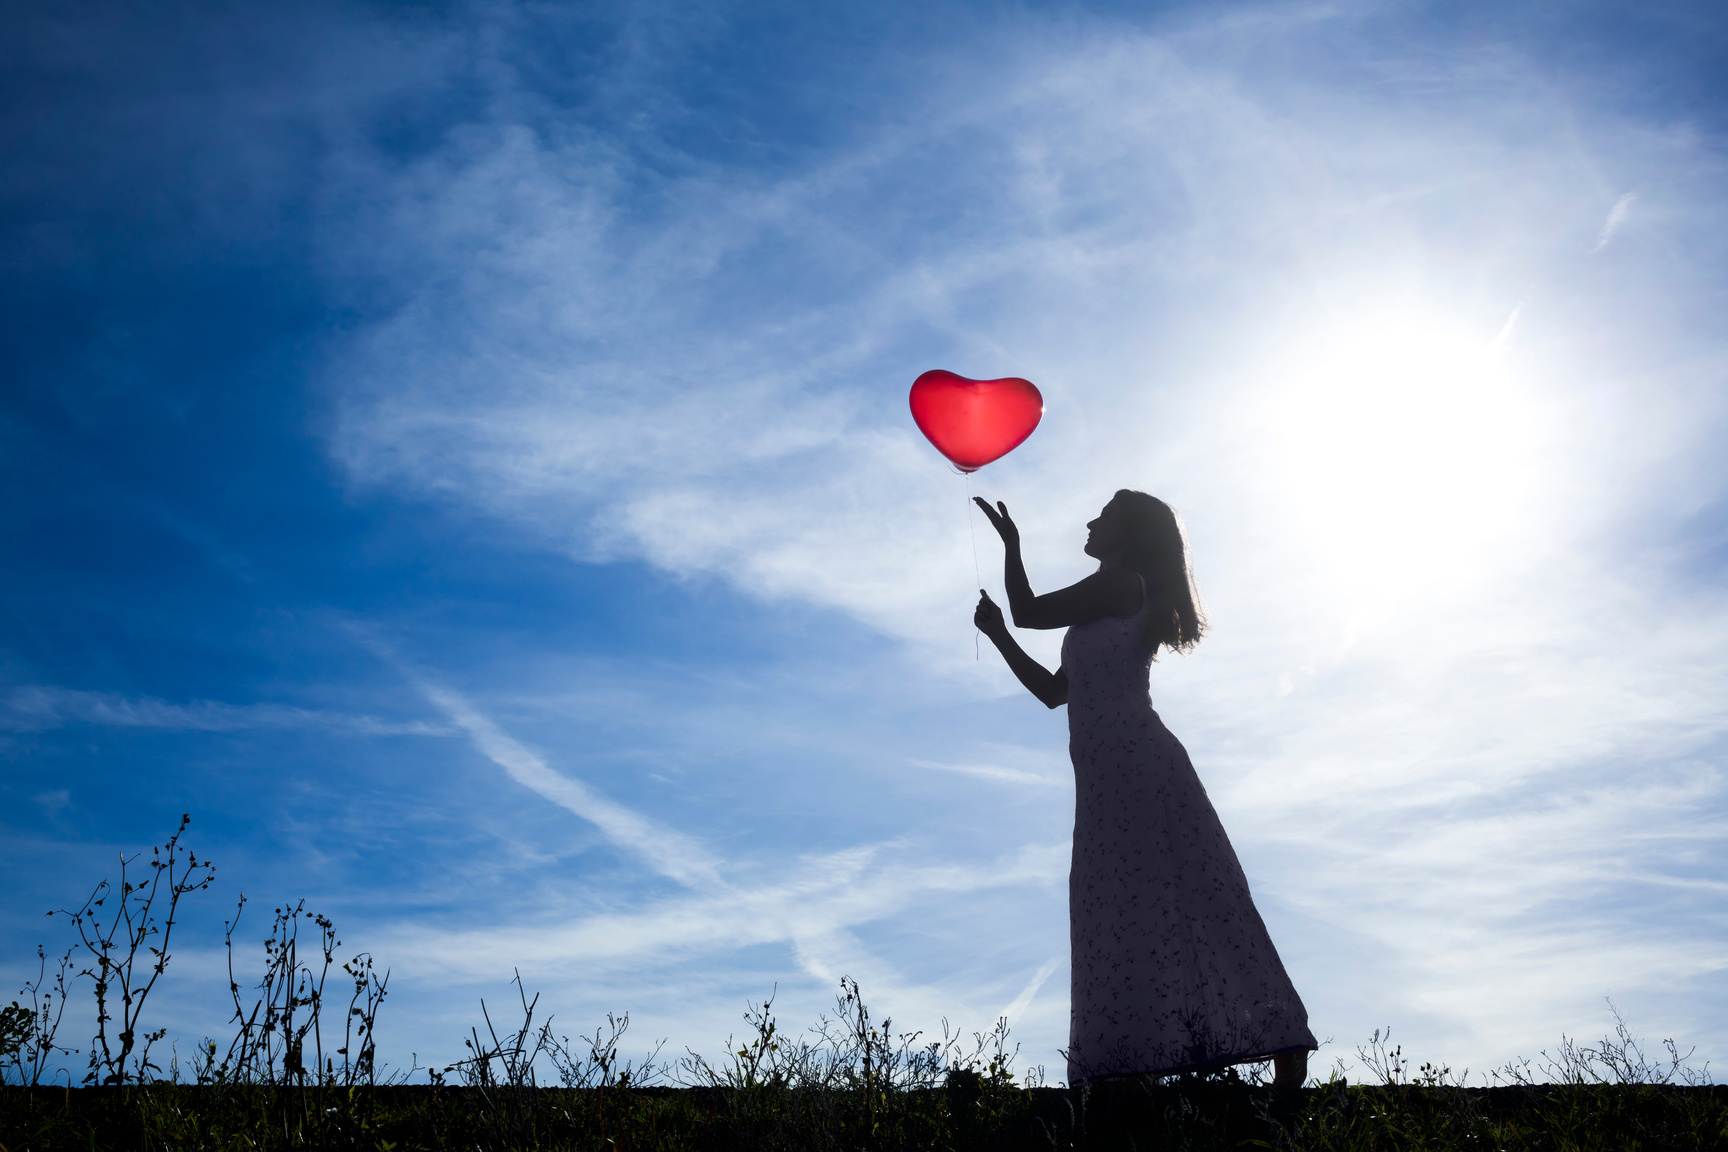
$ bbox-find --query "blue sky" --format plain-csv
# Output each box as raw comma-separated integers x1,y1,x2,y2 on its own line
3,0,1726,1084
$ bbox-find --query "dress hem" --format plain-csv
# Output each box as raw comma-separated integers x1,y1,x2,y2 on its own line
1071,1042,1320,1086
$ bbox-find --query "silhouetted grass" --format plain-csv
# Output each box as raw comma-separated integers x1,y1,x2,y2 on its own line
3,817,1722,1150
4,1072,1726,1149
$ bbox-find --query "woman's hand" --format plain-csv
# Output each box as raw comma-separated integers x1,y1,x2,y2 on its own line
974,590,1008,638
973,497,1021,551
973,589,1069,708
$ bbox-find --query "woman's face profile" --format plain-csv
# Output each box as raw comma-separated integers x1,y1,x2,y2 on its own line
1085,500,1126,562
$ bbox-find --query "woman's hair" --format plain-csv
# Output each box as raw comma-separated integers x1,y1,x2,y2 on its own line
1112,489,1206,656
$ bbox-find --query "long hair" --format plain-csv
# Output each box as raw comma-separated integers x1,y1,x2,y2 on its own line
1112,489,1206,656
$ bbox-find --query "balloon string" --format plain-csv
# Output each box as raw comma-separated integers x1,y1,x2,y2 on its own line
965,471,982,660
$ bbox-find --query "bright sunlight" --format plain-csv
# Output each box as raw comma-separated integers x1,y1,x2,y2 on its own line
1251,305,1547,602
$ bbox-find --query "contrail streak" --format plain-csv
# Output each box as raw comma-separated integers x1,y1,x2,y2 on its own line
418,681,724,890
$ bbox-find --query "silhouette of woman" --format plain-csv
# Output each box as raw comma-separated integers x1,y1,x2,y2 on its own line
973,491,1316,1089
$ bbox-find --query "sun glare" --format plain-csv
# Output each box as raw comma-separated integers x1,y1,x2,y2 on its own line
1251,307,1545,602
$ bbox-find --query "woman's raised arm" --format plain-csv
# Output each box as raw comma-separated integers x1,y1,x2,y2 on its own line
974,498,1141,628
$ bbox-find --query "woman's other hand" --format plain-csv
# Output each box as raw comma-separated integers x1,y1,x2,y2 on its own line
973,497,1021,550
974,590,1008,638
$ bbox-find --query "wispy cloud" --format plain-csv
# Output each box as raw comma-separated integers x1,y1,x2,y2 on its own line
400,675,1067,967
415,680,725,890
998,957,1062,1030
380,832,1070,1023
910,758,1062,788
0,686,451,737
1592,192,1637,252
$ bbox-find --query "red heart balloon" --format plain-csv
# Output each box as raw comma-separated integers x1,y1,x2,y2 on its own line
908,370,1044,473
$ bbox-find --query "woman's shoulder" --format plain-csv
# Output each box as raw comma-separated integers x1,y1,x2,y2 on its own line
1097,566,1144,618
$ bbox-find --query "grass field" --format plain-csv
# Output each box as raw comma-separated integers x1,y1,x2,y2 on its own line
4,1077,1727,1150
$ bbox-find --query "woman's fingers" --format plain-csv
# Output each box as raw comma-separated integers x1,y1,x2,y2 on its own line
982,500,1018,545
974,497,1018,543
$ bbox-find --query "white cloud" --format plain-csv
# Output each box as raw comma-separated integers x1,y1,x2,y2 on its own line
417,679,725,889
0,685,451,737
910,758,1062,788
1592,191,1638,252
999,957,1063,1031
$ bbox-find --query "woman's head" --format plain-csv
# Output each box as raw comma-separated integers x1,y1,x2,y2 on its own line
1090,490,1206,656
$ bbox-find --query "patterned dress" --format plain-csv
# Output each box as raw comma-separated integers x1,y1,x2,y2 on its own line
1062,601,1315,1084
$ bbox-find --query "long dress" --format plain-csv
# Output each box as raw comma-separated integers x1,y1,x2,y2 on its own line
1062,600,1315,1084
